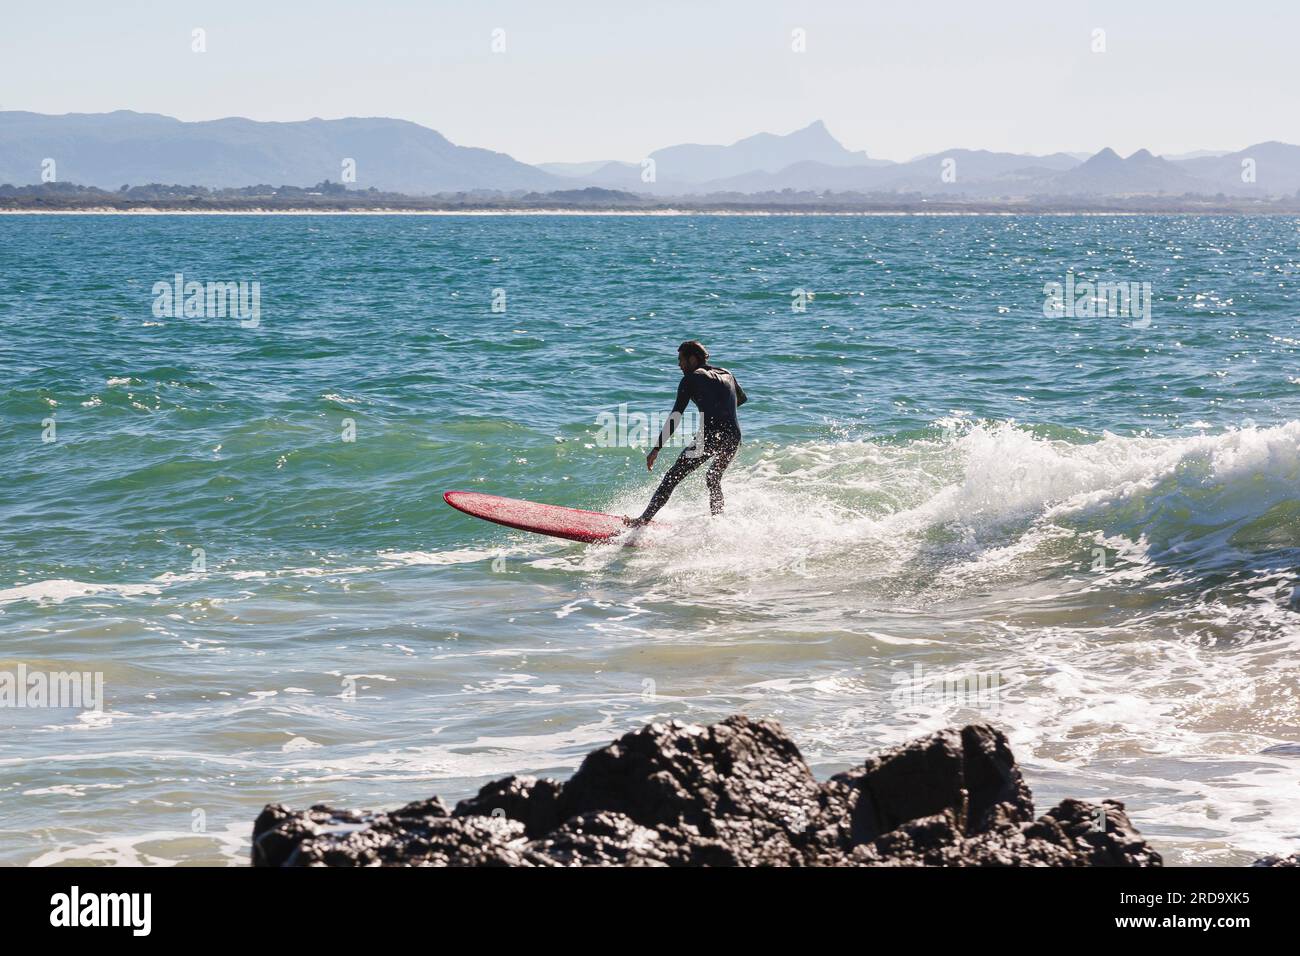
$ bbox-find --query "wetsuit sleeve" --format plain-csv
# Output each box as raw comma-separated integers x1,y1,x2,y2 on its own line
654,377,691,450
735,377,748,407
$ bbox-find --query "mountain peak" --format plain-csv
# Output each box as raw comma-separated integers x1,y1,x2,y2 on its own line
647,119,869,183
788,120,840,145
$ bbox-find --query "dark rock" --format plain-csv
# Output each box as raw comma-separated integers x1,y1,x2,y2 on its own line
1252,853,1300,867
254,796,527,867
833,724,1033,844
1033,798,1164,867
453,775,562,838
251,716,1165,867
513,809,746,867
550,715,820,865
251,803,371,867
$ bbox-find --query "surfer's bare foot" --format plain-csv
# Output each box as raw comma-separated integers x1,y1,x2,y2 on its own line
623,516,648,528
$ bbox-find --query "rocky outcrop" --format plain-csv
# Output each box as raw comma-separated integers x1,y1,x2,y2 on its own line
252,716,1168,867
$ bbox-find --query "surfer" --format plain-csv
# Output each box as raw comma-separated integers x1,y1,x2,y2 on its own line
625,340,747,527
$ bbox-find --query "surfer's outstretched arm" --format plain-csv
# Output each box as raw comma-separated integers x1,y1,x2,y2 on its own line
624,378,690,528
646,377,690,471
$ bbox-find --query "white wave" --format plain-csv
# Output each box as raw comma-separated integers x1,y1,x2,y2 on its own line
0,579,160,606
378,547,523,566
24,822,251,867
591,419,1300,595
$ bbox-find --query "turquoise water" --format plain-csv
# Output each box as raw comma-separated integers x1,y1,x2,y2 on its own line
0,213,1297,865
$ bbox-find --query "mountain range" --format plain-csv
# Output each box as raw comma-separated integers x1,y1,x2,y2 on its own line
0,111,562,194
3,111,1299,199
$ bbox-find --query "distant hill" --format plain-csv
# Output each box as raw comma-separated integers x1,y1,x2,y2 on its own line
4,111,1298,199
535,160,630,178
0,111,563,194
882,150,1082,192
520,186,645,203
1044,148,1208,195
544,126,1300,198
682,149,1079,196
544,120,888,193
696,159,888,194
1174,142,1300,195
560,160,649,190
650,120,882,182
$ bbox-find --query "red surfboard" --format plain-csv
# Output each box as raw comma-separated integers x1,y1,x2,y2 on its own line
443,491,636,544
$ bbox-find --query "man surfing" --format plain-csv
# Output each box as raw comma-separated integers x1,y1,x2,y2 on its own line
625,340,748,527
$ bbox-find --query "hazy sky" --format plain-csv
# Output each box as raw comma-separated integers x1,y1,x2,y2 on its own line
2,1,1296,163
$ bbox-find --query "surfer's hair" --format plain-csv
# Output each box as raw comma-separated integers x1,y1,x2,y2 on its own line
678,340,709,364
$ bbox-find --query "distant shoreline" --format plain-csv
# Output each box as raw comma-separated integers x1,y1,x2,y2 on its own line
3,206,1299,217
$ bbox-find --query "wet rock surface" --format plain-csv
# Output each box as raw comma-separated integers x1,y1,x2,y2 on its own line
253,716,1173,867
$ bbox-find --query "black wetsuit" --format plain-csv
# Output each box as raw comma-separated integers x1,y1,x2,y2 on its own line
639,365,748,522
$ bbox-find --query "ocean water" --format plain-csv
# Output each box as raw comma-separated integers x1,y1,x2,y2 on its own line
0,213,1297,866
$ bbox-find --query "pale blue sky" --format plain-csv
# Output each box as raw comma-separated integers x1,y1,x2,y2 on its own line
2,0,1295,163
